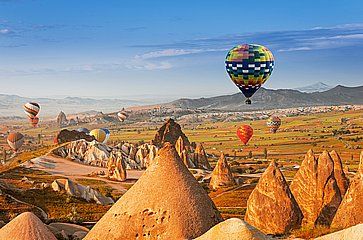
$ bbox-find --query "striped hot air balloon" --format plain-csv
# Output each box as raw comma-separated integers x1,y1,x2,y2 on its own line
23,102,40,119
29,116,39,128
117,111,128,122
89,129,107,143
236,125,253,145
7,132,25,152
266,116,281,133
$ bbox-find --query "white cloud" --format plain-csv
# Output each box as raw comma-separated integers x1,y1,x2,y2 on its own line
126,60,172,70
278,47,312,52
0,28,10,34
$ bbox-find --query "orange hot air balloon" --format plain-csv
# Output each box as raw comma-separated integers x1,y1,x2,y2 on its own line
236,125,253,145
7,132,25,152
29,117,39,127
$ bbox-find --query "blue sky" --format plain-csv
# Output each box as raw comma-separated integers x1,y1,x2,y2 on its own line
0,0,363,100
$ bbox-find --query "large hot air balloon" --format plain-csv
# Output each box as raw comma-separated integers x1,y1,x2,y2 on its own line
89,129,106,143
23,102,40,118
117,111,128,122
76,127,90,134
29,117,39,128
7,132,24,152
225,44,274,104
101,128,110,144
236,125,253,145
266,116,281,133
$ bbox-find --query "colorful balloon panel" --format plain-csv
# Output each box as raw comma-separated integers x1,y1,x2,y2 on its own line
89,129,106,143
117,111,128,122
266,116,281,133
236,125,253,145
7,132,24,152
225,44,274,101
23,102,40,118
101,128,110,143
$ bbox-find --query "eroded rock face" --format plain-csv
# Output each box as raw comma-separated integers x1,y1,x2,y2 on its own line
290,150,342,227
57,111,68,127
84,143,222,240
194,218,268,240
0,212,57,240
245,160,302,235
331,151,363,229
329,150,349,197
55,129,94,144
209,153,236,190
51,179,114,205
107,151,127,181
152,118,190,148
193,143,211,170
315,223,363,240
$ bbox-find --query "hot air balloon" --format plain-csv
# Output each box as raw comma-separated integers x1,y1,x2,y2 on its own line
23,102,40,119
76,127,90,134
89,129,106,143
236,125,253,145
266,116,281,133
29,117,39,128
7,132,24,152
101,128,110,144
225,44,274,104
117,111,128,122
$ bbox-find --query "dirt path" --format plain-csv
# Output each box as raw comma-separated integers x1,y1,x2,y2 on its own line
22,155,144,192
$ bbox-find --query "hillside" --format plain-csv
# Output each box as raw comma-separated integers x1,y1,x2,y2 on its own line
164,85,363,111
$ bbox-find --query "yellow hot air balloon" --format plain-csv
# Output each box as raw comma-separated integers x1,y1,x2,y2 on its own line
89,129,106,143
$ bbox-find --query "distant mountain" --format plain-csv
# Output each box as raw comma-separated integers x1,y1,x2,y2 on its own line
0,94,144,117
294,82,333,93
162,85,363,111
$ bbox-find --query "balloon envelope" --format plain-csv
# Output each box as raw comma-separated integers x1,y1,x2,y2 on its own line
117,111,128,122
236,125,253,145
101,128,110,143
89,129,106,143
23,102,40,118
225,44,274,103
7,132,24,152
266,116,281,133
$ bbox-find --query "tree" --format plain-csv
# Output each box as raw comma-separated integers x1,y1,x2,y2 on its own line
263,148,268,159
248,150,253,159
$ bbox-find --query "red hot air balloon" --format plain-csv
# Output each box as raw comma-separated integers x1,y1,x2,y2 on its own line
7,132,25,152
236,125,253,145
29,117,39,128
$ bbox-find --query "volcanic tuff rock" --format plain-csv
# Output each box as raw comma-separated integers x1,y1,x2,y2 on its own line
107,150,127,181
329,150,349,197
209,153,236,190
55,129,95,144
152,118,190,148
47,222,89,238
331,151,363,229
56,111,68,127
0,212,57,240
290,150,342,226
244,160,302,235
315,223,363,240
193,143,212,170
51,179,114,205
84,143,222,240
194,218,268,240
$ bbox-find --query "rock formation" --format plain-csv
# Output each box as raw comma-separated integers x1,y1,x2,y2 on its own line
315,223,363,240
330,150,349,197
57,111,68,127
290,150,341,226
152,118,190,148
51,179,114,205
209,153,236,190
194,218,268,240
193,143,212,170
0,212,57,240
245,160,302,235
331,151,363,229
47,222,89,239
175,135,189,157
55,129,94,144
107,151,127,181
84,143,222,240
